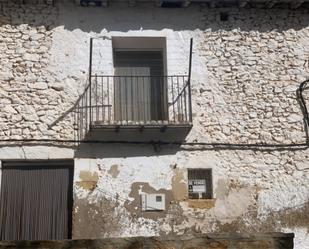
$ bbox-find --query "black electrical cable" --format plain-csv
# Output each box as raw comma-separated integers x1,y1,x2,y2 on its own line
0,138,307,147
298,79,309,128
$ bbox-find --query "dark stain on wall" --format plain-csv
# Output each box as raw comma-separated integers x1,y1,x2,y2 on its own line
73,170,308,238
108,164,120,178
76,171,99,191
125,182,174,220
214,201,309,233
72,196,121,239
171,168,188,201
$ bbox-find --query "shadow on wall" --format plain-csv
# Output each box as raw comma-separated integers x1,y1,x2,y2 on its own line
0,1,309,32
74,143,180,158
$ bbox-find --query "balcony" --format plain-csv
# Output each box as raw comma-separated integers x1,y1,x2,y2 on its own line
73,74,192,142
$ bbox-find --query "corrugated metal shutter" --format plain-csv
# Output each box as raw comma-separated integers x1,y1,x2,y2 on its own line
0,161,73,240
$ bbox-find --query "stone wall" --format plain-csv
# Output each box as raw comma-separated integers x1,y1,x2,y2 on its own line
0,1,308,248
0,2,77,140
196,9,309,144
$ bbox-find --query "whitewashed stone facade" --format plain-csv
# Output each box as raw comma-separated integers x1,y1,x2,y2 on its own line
0,1,308,248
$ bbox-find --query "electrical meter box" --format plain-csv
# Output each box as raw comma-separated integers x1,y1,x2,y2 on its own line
141,193,165,211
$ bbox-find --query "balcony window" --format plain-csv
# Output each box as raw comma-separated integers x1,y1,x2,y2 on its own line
74,36,193,142
113,50,167,122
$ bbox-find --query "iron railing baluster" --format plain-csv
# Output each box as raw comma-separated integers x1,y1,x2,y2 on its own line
171,76,176,123
183,76,187,122
73,75,191,140
159,76,164,122
131,76,134,123
85,91,88,138
143,76,146,124
119,76,122,123
125,76,128,124
95,75,98,122
81,99,83,140
188,38,193,123
107,76,110,123
177,76,180,123
178,76,184,122
102,76,104,122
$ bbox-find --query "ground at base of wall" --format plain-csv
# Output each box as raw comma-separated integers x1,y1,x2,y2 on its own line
0,233,294,249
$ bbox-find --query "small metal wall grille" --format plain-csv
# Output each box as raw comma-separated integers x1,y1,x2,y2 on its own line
188,169,213,199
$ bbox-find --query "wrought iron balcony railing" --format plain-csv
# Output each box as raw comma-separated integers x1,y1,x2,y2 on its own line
73,75,192,141
73,37,193,141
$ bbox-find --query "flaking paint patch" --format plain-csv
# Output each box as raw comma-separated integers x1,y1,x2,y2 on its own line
108,164,120,178
187,199,216,209
125,182,174,220
171,168,187,201
73,196,121,239
213,187,253,222
76,171,99,191
214,202,309,234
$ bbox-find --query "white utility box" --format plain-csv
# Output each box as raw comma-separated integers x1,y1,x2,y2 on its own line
141,193,165,211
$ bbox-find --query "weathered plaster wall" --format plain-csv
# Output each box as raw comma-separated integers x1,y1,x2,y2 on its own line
0,1,309,248
72,146,309,242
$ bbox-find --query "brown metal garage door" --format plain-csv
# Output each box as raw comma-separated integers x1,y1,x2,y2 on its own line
0,160,74,240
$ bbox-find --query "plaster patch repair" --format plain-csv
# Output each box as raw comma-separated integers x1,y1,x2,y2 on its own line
76,171,99,191
73,152,308,241
171,167,187,201
108,164,120,178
